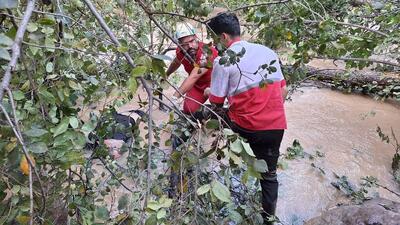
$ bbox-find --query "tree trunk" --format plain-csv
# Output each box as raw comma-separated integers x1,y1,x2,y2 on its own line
286,66,400,100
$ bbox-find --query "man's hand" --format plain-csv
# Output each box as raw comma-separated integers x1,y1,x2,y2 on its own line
203,87,211,97
173,91,182,98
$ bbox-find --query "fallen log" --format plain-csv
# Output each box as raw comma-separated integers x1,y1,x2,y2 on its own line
284,66,400,100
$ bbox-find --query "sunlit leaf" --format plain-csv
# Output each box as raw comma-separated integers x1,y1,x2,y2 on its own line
196,184,210,195
211,180,231,203
230,139,243,154
0,48,11,61
30,142,48,153
253,159,268,173
241,141,255,157
52,118,69,137
0,34,13,47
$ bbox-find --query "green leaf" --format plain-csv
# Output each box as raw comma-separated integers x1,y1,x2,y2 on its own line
12,90,25,100
127,77,138,94
52,118,69,137
229,151,243,167
37,17,56,26
253,159,268,173
147,201,161,211
0,34,13,47
38,88,56,104
69,117,79,129
270,66,277,73
229,210,243,223
81,120,96,134
223,128,234,136
95,206,109,220
46,62,54,73
0,48,11,61
118,194,129,210
30,142,48,153
211,180,231,203
117,45,128,53
26,23,38,33
230,139,243,154
0,0,18,9
24,127,48,137
151,54,172,61
145,214,157,225
159,196,172,208
269,60,277,65
156,209,167,219
131,66,147,77
241,141,255,157
166,0,174,11
205,119,219,129
196,184,210,195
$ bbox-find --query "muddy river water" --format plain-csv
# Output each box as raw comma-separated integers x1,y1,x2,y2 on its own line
276,86,400,224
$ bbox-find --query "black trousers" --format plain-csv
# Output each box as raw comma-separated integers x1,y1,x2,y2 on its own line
214,108,284,223
232,124,284,221
177,107,284,222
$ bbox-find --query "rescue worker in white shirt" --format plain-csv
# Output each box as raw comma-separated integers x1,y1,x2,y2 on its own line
206,13,288,224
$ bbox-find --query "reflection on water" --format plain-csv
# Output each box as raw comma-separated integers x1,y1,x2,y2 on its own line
277,87,400,224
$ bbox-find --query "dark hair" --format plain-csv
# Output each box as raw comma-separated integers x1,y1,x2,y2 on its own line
207,13,240,37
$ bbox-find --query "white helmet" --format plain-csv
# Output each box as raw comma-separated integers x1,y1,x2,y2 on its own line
175,23,196,40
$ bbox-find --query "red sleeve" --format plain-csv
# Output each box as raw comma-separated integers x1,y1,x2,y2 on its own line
280,79,286,87
209,94,225,104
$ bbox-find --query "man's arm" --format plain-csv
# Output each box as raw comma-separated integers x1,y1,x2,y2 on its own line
173,67,208,97
166,57,182,77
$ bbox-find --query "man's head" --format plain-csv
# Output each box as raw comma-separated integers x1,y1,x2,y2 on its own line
207,13,240,49
175,23,199,59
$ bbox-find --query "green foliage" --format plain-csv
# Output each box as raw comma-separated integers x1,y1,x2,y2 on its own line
285,139,305,160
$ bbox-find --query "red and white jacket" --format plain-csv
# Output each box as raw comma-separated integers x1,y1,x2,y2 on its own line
209,41,287,131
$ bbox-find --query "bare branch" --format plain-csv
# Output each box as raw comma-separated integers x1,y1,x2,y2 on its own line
144,85,154,209
0,0,36,101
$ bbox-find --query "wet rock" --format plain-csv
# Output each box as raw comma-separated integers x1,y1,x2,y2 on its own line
305,198,400,225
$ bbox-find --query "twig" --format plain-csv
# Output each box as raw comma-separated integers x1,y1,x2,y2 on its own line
98,157,134,193
144,85,154,209
0,0,36,101
376,183,400,198
192,127,202,224
29,164,33,225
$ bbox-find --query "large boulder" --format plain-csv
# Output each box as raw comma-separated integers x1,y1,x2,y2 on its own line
305,198,400,225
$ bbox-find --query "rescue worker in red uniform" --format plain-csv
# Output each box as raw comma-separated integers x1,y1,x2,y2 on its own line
166,23,218,114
